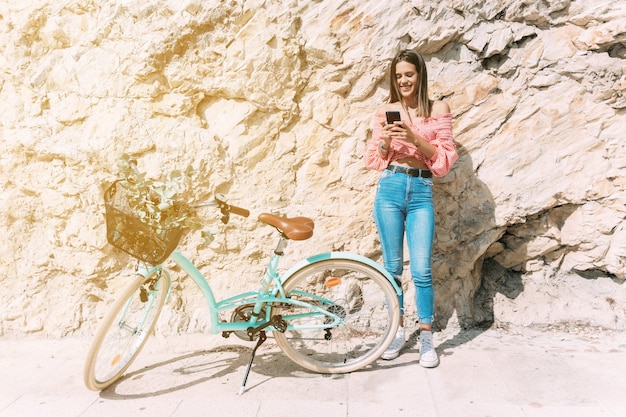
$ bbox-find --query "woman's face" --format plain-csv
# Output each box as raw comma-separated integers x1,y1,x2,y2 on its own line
395,61,418,100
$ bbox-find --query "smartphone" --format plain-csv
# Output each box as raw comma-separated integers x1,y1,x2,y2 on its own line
386,111,401,124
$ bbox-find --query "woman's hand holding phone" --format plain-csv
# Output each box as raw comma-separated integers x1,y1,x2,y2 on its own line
384,110,406,142
383,110,422,147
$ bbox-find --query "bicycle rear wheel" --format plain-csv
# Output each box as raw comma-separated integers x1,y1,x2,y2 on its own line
84,270,169,390
272,259,400,373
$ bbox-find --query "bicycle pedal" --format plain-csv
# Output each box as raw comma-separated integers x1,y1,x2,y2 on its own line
271,315,287,332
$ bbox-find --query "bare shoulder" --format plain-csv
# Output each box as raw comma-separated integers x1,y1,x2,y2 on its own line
431,100,450,116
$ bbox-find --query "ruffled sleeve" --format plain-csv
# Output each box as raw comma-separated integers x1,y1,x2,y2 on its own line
417,113,458,177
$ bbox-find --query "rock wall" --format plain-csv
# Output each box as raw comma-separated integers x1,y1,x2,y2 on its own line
1,0,625,337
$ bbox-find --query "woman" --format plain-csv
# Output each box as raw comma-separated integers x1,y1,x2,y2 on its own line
364,49,458,368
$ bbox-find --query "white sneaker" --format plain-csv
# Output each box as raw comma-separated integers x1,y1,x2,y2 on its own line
419,330,439,368
381,326,405,360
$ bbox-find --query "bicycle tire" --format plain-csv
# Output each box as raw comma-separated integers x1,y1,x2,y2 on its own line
84,270,169,391
272,258,400,373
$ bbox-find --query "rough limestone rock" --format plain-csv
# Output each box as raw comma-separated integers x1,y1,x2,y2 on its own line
1,0,624,337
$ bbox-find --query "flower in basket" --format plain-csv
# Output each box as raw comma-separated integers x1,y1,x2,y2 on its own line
108,154,216,260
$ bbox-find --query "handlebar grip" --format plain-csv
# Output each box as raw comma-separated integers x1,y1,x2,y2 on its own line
228,204,250,218
214,194,250,218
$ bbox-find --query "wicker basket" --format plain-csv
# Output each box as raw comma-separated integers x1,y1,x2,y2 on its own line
104,181,185,264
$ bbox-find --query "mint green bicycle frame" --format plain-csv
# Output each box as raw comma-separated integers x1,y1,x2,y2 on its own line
135,247,401,335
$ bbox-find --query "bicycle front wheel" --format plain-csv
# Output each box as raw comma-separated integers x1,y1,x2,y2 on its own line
272,259,400,373
84,270,169,391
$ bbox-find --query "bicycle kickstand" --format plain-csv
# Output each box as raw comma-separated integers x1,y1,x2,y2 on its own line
238,331,267,395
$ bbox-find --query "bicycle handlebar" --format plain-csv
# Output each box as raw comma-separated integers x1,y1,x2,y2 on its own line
226,204,250,218
195,194,250,219
215,194,250,218
126,158,250,219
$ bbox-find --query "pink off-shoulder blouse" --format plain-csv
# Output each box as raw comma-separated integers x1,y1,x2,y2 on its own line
364,113,458,177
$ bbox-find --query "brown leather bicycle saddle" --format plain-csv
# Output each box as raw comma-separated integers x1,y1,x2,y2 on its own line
258,213,314,240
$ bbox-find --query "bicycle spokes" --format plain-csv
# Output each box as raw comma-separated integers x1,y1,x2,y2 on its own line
84,272,169,391
272,259,400,373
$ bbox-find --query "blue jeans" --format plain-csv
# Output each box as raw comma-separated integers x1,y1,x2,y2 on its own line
373,169,435,325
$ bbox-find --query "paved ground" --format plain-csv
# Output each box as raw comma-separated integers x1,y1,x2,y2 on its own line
1,325,625,417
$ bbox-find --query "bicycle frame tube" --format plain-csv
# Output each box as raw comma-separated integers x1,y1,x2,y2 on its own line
281,252,402,296
249,251,282,321
168,250,222,332
167,249,285,335
162,250,400,335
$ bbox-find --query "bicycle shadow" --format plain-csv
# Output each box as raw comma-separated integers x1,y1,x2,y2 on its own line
99,344,251,399
98,339,400,399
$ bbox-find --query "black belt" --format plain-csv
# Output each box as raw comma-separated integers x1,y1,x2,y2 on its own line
386,165,432,178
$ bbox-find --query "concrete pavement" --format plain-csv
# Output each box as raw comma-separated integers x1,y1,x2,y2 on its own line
1,325,625,417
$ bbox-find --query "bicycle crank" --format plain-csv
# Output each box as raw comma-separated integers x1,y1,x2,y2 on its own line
229,304,266,341
245,314,286,339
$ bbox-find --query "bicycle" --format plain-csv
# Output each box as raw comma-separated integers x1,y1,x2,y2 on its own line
84,179,401,394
